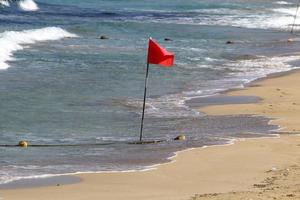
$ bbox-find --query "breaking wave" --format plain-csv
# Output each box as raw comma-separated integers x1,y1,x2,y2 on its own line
274,1,293,5
0,0,39,11
0,27,78,69
0,0,9,7
18,0,39,11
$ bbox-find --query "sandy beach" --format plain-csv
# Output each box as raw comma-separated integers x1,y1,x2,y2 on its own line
2,70,300,199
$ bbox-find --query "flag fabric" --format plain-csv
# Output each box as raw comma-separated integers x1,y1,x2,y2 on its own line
147,38,174,67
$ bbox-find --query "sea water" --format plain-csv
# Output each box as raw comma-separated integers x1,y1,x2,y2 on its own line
0,0,299,184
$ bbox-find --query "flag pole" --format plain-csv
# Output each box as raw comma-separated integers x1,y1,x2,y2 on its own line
291,0,300,34
139,62,150,141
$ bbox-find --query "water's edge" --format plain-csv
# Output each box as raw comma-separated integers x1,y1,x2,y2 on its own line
2,65,298,190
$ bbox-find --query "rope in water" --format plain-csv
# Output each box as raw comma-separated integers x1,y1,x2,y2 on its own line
0,143,115,147
0,140,166,147
0,135,186,147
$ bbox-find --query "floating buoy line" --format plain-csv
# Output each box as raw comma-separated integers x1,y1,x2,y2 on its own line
0,141,163,148
0,142,118,148
0,135,186,148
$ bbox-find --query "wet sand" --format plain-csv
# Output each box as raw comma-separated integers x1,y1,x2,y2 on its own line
0,176,80,189
1,70,300,199
185,94,261,108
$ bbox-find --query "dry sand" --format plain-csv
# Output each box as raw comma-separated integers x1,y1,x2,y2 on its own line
1,70,300,200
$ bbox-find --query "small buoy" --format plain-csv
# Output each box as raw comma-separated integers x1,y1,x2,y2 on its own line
287,38,293,42
18,140,28,148
174,135,186,141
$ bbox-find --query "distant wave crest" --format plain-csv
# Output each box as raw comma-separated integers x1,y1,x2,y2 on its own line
274,1,293,5
0,0,39,11
18,0,39,11
0,27,78,69
0,0,10,7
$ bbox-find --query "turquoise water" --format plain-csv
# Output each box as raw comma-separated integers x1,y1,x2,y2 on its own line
0,0,300,184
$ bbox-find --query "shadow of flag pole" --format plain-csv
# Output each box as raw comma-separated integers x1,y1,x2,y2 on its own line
139,37,174,142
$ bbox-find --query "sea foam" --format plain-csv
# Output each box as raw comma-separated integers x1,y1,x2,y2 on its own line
18,0,39,11
274,1,293,5
0,27,78,69
0,0,9,7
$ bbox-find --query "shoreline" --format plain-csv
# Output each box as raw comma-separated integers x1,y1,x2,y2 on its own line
0,119,278,189
2,66,300,199
1,64,299,190
2,135,299,200
0,95,274,187
199,67,300,133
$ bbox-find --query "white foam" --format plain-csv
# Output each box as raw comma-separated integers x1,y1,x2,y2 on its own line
273,8,298,16
225,55,300,80
274,1,293,5
0,0,10,7
144,54,300,119
18,0,39,11
206,11,297,31
231,7,300,30
0,27,78,69
171,6,300,31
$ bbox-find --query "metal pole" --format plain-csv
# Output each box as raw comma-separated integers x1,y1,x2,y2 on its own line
139,62,150,141
291,0,300,34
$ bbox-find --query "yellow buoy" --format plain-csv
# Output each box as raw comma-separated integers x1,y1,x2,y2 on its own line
18,140,28,148
174,135,186,141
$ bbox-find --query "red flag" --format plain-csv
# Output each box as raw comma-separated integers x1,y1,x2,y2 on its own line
147,38,174,67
